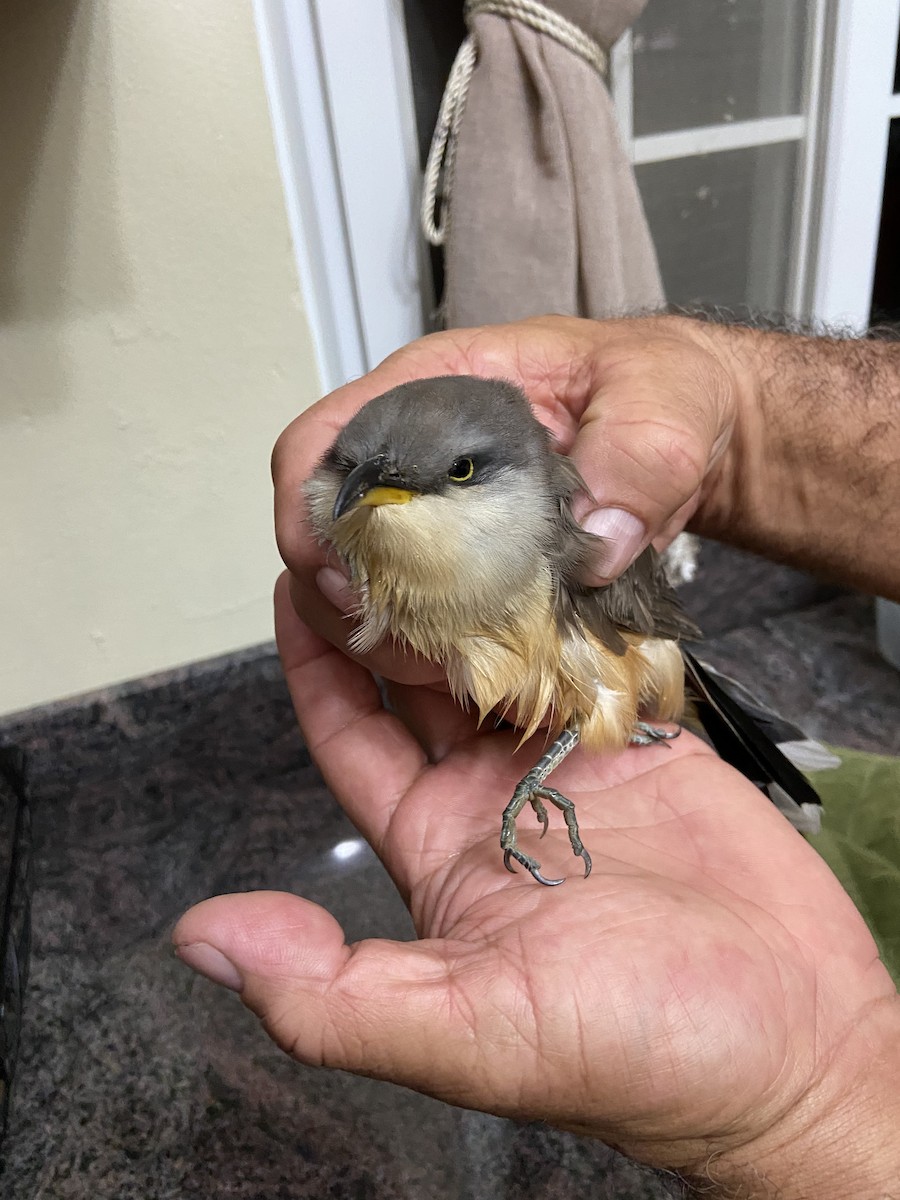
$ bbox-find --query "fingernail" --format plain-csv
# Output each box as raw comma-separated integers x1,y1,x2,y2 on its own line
316,566,355,613
580,507,646,579
175,942,243,992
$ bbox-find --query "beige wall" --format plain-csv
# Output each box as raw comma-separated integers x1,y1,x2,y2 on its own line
0,1,321,716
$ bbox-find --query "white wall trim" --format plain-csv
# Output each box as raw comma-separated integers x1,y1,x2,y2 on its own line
808,0,900,328
253,0,427,394
252,0,367,394
311,1,428,369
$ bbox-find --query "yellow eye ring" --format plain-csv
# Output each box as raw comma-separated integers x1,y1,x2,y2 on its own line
448,457,475,483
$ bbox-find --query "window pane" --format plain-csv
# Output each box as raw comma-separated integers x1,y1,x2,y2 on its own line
637,142,799,312
632,0,808,136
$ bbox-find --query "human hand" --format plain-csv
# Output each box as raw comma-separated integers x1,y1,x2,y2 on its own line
273,314,737,688
174,577,900,1196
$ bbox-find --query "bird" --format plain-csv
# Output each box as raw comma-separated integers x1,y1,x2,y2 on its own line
306,375,823,885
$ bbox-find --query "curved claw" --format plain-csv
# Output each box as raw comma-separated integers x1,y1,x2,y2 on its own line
633,722,682,745
503,848,565,887
536,811,549,839
579,849,593,879
530,865,566,887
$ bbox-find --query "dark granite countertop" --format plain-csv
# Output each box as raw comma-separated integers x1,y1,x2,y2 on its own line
2,542,898,1199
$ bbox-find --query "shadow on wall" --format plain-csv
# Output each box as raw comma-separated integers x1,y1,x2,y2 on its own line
0,0,128,410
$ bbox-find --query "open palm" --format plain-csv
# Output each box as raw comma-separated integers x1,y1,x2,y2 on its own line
176,576,896,1175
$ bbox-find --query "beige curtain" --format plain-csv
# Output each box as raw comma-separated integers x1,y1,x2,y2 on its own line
432,0,662,328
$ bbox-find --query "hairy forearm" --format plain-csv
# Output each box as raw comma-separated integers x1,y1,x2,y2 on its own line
689,320,900,599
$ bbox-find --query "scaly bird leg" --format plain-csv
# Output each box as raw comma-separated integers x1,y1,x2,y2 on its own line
500,722,682,886
501,728,589,887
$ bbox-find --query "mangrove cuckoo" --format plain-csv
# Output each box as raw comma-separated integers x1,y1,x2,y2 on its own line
306,376,823,885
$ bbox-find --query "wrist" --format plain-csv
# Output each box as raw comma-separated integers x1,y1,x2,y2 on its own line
682,994,900,1199
670,316,900,597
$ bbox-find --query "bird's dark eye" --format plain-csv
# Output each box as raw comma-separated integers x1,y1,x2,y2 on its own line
448,457,475,483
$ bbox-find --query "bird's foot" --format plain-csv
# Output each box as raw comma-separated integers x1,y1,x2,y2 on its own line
630,721,682,747
500,779,592,886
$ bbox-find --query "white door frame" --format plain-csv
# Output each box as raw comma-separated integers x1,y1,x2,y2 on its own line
810,0,900,327
254,0,900,394
253,0,428,393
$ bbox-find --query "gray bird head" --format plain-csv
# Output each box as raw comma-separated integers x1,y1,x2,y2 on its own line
305,376,569,620
319,376,554,519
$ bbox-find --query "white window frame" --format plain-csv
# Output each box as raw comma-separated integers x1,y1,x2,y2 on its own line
609,3,830,318
254,0,900,394
810,0,900,326
253,0,428,393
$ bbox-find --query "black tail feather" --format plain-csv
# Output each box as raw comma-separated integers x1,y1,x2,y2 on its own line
681,649,823,824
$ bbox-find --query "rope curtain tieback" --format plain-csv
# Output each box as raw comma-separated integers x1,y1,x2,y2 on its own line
420,35,476,247
468,0,609,74
420,0,610,247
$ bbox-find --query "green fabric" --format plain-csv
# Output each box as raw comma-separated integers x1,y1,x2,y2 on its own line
808,748,900,985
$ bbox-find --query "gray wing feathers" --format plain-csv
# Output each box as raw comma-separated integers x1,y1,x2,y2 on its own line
548,453,702,652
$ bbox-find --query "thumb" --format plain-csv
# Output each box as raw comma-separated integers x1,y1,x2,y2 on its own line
173,892,485,1104
567,341,733,585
